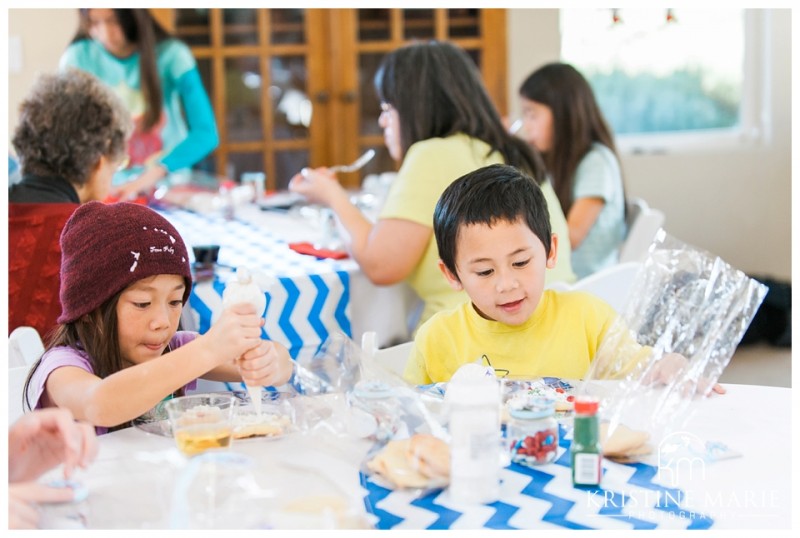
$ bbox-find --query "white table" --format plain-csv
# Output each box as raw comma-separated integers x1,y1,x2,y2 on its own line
39,383,791,529
361,383,791,530
40,395,374,530
655,383,792,529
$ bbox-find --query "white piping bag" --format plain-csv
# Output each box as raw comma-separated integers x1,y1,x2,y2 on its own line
222,266,267,415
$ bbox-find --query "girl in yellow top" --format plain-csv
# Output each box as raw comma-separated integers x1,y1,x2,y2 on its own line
406,164,724,396
289,41,575,330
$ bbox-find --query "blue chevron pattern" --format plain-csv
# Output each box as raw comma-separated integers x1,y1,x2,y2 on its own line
361,423,716,529
308,274,331,345
333,271,351,336
157,207,355,374
277,278,302,353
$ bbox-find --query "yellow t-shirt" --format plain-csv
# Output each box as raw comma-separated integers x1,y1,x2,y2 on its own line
379,133,575,328
404,289,627,384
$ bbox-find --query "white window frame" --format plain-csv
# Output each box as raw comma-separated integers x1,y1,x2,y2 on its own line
561,9,770,155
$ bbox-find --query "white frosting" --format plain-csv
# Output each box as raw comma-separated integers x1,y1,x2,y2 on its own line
450,362,495,383
233,412,290,438
176,404,224,426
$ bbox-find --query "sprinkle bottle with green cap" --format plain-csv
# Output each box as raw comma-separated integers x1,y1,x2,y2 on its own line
571,396,602,487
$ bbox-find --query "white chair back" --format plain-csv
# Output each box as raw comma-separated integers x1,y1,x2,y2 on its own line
374,341,413,378
8,327,44,423
568,261,643,314
619,197,665,263
9,326,46,368
9,366,30,423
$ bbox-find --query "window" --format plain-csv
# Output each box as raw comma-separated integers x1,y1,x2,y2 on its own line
560,9,766,153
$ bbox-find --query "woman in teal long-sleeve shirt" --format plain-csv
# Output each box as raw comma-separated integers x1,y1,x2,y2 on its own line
60,8,219,199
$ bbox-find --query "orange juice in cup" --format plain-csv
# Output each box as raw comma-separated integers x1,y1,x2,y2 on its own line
175,424,234,456
166,394,237,457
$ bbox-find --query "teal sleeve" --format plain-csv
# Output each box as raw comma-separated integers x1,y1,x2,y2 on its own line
59,47,77,70
159,67,219,171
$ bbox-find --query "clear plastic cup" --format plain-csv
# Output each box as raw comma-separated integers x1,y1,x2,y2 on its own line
165,394,237,457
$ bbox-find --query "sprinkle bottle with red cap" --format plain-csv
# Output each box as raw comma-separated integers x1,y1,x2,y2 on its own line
571,396,602,486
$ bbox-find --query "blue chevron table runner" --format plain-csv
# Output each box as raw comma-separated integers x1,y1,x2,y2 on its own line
360,424,715,530
155,207,353,367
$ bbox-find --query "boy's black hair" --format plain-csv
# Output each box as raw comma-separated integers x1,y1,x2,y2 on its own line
434,164,552,280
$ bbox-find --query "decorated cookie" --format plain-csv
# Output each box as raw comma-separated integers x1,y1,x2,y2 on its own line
233,412,291,439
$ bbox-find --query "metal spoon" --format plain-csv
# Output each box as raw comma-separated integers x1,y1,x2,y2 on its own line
328,149,376,173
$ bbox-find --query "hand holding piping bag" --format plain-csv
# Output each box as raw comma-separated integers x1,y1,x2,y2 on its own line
222,267,267,414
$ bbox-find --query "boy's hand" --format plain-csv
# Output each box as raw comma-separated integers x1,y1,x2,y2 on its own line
698,379,727,395
642,352,687,386
643,352,725,397
203,303,265,364
236,340,294,387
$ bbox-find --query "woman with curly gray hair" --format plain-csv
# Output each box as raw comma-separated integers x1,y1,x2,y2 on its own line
9,68,132,340
10,68,132,203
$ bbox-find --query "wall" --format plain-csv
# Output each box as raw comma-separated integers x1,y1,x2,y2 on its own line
7,8,792,281
7,9,78,136
507,9,792,281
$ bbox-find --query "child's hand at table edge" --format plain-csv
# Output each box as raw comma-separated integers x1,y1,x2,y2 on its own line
643,352,726,397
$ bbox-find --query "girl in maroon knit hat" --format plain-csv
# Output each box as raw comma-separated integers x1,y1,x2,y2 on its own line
23,201,294,433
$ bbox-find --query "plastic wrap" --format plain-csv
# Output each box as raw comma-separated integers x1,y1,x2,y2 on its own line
290,330,444,439
290,331,452,495
579,231,768,458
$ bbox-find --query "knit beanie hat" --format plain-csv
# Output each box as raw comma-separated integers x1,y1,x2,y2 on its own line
58,201,192,324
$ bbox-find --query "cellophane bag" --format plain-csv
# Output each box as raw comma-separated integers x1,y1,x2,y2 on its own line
579,230,768,458
290,331,443,442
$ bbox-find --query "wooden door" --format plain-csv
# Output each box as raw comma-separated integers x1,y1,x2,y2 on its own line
172,8,507,190
331,8,509,187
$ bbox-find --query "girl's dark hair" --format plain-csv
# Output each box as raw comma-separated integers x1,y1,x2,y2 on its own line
374,40,547,183
74,8,170,132
434,164,552,280
23,292,130,433
519,62,625,216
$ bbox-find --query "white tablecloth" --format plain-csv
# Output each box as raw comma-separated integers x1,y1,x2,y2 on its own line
38,383,791,530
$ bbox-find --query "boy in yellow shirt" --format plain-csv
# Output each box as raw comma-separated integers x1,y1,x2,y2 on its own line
404,164,724,396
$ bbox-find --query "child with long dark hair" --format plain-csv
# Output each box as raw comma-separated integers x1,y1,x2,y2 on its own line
519,62,627,279
24,202,292,433
61,9,218,200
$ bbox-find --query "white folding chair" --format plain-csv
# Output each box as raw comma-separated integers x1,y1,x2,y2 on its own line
568,261,643,314
374,341,413,378
8,327,44,422
8,326,45,368
619,197,665,263
9,366,30,424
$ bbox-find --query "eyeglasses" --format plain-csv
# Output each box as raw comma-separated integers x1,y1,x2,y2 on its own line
480,354,510,379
